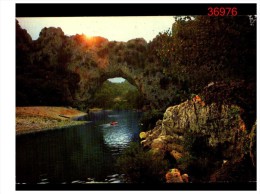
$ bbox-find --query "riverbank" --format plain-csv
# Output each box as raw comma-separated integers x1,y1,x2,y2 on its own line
89,107,104,112
16,106,89,135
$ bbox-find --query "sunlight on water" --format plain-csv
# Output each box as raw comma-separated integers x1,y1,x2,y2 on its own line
16,110,142,184
100,112,138,155
102,125,132,154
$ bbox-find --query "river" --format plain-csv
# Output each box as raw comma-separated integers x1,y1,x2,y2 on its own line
16,110,142,184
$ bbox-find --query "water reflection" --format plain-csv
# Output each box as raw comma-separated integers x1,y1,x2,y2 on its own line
97,111,141,155
16,110,142,184
102,125,132,155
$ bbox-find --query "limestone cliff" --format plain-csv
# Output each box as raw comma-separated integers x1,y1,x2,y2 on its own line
141,95,256,182
16,21,182,110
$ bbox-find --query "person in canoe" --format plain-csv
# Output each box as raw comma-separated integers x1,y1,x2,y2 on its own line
110,121,118,126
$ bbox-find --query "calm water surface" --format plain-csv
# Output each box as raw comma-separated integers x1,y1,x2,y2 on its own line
16,110,142,184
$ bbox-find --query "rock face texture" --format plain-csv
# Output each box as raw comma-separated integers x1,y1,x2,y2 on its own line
141,94,256,182
142,99,247,157
16,21,180,110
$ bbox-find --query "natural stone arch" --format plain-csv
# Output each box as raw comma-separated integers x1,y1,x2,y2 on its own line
17,24,179,110
83,69,143,106
67,34,175,110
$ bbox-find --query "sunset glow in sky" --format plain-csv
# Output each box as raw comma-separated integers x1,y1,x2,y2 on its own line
16,16,176,83
16,16,175,42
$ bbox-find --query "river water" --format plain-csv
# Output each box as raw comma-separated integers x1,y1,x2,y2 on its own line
16,110,142,184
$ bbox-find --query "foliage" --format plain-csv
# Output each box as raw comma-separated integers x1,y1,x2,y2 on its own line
180,131,223,181
116,142,169,183
91,80,143,110
124,89,144,109
16,20,80,107
146,15,256,107
147,29,174,67
227,106,241,120
140,109,164,131
171,16,256,93
201,80,256,130
16,64,80,106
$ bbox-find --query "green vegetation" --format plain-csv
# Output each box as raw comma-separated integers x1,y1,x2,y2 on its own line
201,81,256,130
116,142,169,183
91,80,143,110
179,132,223,181
228,106,241,120
146,15,256,106
140,109,164,131
171,16,256,85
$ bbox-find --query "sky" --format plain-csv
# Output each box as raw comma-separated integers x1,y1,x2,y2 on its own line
108,77,126,83
16,16,176,83
16,16,175,42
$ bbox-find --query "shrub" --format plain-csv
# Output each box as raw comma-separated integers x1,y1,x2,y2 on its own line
140,109,164,131
116,143,169,183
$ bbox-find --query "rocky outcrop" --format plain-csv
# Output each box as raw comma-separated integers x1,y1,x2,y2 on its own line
142,99,247,157
141,96,255,182
16,21,182,110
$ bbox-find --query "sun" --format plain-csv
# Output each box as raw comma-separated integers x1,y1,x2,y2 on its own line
81,34,109,49
83,34,95,46
83,34,92,41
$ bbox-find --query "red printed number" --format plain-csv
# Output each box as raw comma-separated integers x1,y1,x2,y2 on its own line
208,7,237,16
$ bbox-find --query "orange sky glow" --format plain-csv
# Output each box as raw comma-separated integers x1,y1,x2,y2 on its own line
16,16,175,42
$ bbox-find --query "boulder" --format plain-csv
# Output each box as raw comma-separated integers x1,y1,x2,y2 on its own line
181,174,189,183
151,137,166,150
165,168,188,183
170,150,183,160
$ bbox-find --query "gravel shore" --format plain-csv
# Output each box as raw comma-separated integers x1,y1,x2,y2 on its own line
16,106,89,135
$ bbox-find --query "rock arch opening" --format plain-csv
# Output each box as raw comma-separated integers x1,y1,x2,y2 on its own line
90,77,144,111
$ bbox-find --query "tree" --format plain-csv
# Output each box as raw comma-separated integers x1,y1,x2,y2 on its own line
171,16,256,93
91,80,142,110
147,29,174,67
